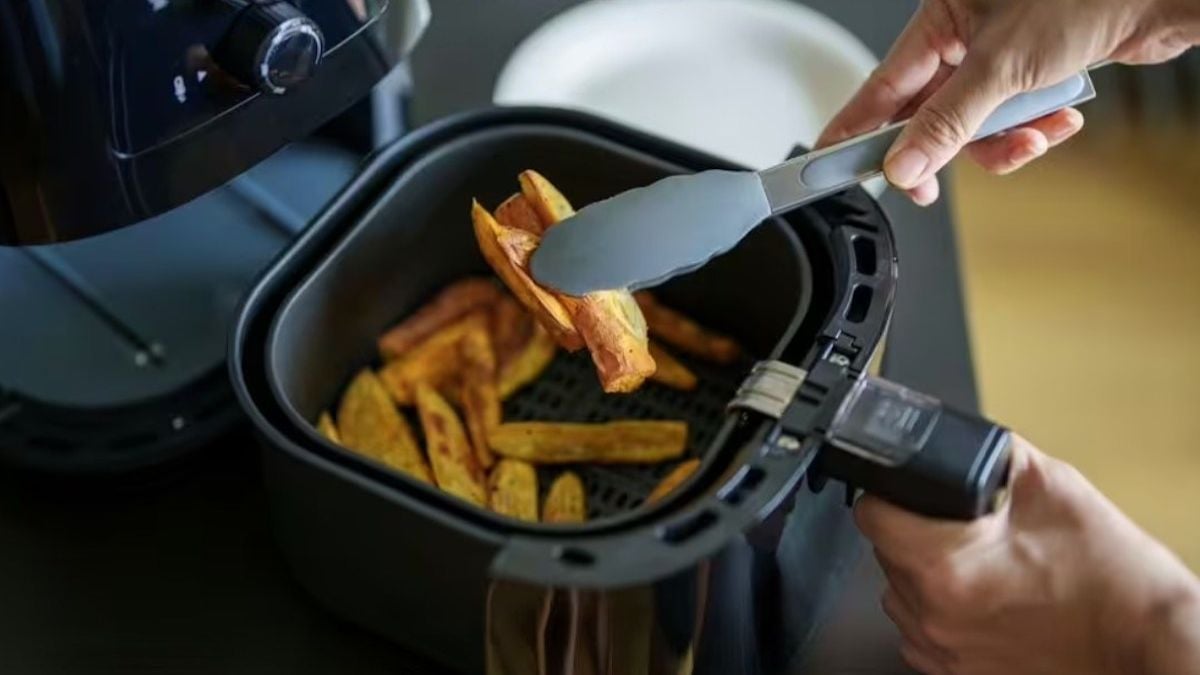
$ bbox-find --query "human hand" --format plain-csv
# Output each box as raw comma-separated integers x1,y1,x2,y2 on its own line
817,0,1200,205
856,436,1200,675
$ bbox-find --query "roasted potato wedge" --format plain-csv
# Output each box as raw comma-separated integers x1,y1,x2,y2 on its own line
519,170,575,228
472,201,583,351
459,323,501,469
635,292,741,364
543,471,587,523
415,383,488,506
489,421,688,464
645,459,701,505
377,278,501,360
495,193,544,235
513,172,656,393
316,411,341,444
497,323,557,401
647,342,698,391
337,370,433,484
488,459,539,522
490,294,532,368
378,312,485,406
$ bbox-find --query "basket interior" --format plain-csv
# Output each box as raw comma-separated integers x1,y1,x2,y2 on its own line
267,124,813,523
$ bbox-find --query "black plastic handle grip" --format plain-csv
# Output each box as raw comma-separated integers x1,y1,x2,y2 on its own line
818,376,1012,520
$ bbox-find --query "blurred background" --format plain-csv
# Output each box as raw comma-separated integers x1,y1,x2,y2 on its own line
951,61,1200,567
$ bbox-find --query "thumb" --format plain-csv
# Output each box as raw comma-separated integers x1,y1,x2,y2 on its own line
883,55,1016,189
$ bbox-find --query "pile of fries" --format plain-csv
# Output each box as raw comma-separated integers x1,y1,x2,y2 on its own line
313,172,743,523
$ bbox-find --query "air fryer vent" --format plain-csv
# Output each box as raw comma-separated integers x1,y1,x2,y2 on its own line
504,350,745,519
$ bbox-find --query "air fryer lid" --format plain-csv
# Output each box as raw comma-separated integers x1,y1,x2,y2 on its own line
237,108,1010,590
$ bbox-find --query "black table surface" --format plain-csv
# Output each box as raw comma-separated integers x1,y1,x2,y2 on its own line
0,1,975,672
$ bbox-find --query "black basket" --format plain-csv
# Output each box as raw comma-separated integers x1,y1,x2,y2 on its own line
230,108,898,675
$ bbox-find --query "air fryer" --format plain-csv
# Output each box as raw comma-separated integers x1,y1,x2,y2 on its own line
228,108,1011,675
0,0,430,479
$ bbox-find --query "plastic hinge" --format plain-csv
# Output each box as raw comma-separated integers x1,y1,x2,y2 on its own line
727,361,808,419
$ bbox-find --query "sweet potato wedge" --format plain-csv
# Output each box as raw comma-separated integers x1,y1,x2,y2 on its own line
497,323,557,401
495,193,544,235
472,201,583,351
316,411,341,444
378,312,485,406
519,170,575,229
490,294,532,368
645,459,701,505
459,322,501,469
635,292,742,364
377,278,502,360
415,383,488,507
488,421,688,464
515,172,656,393
337,370,433,484
488,459,539,522
543,471,587,524
647,342,699,391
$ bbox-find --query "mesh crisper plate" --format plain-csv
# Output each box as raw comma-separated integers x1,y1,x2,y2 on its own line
503,349,745,519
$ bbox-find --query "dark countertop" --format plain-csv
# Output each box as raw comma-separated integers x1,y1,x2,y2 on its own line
0,1,973,673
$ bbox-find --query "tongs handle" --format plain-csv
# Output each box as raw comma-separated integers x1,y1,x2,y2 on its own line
760,70,1098,214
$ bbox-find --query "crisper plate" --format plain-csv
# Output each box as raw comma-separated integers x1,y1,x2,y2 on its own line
504,349,744,519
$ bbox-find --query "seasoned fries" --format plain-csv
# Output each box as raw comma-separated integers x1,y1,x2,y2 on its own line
635,292,741,364
316,411,341,444
488,421,688,465
519,170,574,229
645,459,701,505
495,193,544,235
415,384,488,506
543,471,587,523
337,370,433,484
648,342,698,391
488,459,539,522
472,201,584,351
500,171,656,393
490,295,532,367
459,323,501,469
379,312,485,405
310,169,745,523
497,323,557,400
377,278,501,360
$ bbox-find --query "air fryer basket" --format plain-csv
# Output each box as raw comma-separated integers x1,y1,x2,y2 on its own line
231,109,902,674
266,125,813,524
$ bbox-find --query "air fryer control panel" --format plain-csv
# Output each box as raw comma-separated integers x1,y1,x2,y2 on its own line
0,0,394,244
97,0,382,154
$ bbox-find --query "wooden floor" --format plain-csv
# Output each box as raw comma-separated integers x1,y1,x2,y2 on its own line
951,126,1200,569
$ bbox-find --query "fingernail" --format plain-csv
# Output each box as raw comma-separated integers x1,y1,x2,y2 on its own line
884,147,929,190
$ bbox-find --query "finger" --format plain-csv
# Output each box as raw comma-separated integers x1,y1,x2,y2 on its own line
876,553,923,612
854,494,994,566
883,53,1017,189
964,127,1049,175
900,642,951,675
965,108,1083,173
816,6,944,147
906,177,940,206
894,62,958,122
882,589,955,665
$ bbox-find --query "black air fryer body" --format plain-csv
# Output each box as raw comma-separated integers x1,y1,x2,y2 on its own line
0,0,392,244
228,108,963,675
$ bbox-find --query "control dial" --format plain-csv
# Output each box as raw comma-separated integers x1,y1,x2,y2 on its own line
214,1,324,95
